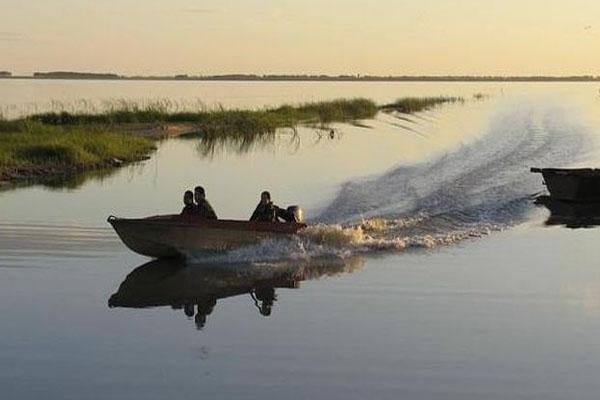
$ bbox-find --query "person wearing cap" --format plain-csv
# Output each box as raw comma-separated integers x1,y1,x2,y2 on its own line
194,186,218,219
250,191,280,222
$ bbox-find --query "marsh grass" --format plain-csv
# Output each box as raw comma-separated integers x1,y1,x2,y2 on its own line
187,98,379,156
0,96,465,182
380,96,463,113
8,98,378,130
0,114,21,133
0,123,155,180
0,98,377,182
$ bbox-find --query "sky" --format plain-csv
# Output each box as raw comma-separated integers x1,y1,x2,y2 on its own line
1,0,600,76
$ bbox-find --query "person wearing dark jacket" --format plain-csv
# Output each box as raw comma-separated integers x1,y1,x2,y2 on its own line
194,186,218,219
180,190,196,216
250,191,280,222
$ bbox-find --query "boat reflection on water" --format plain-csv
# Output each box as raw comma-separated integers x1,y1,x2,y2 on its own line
108,256,364,330
535,195,600,229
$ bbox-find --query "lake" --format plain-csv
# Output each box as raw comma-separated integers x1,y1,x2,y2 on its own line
1,80,600,399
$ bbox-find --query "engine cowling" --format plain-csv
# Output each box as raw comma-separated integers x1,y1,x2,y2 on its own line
280,205,304,222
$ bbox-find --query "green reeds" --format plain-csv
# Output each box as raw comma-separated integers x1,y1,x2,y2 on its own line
0,122,155,180
0,95,466,183
380,96,463,113
13,98,378,129
0,98,378,182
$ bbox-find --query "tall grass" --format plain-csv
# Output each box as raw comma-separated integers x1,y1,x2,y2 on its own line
1,97,463,140
0,95,466,183
10,98,378,129
181,99,378,156
0,98,377,183
0,113,21,133
0,123,155,180
380,96,463,113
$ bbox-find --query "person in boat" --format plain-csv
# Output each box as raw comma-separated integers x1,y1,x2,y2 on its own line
180,190,196,216
250,191,280,222
194,186,218,219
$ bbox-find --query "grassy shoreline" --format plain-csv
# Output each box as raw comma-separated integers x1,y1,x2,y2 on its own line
0,96,462,186
0,123,155,186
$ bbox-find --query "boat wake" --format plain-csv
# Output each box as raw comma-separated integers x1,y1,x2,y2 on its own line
189,99,597,264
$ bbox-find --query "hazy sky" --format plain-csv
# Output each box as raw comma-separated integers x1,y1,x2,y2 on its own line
1,0,600,76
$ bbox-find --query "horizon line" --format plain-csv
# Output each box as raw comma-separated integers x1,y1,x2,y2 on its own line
2,71,600,82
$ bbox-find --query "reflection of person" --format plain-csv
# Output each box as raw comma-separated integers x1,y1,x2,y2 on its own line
180,190,196,216
194,299,217,330
182,299,218,330
253,287,276,316
183,303,195,317
250,191,280,222
194,186,218,219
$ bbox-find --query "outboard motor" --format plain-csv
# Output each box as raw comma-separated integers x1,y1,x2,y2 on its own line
279,205,304,223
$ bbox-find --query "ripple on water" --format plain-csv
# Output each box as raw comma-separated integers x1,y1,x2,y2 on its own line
0,222,121,268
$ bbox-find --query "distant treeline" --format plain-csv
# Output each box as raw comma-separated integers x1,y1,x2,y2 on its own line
2,71,600,82
32,71,120,79
176,74,600,82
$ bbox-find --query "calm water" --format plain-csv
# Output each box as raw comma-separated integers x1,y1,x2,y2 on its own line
1,81,600,399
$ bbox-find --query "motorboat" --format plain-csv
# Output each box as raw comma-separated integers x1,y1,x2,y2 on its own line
108,214,307,259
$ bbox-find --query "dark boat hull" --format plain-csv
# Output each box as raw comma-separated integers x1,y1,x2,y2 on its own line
531,168,600,202
108,215,307,258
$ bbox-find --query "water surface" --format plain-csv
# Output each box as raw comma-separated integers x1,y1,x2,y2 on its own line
1,81,600,399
